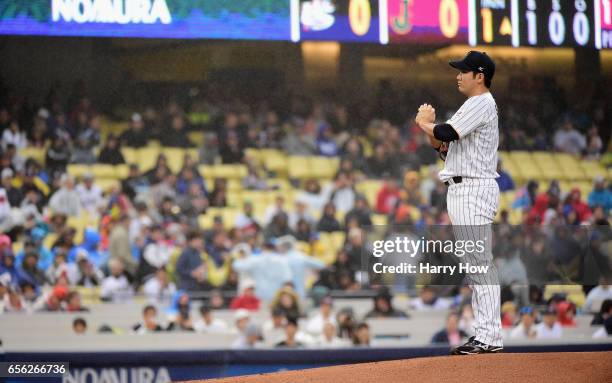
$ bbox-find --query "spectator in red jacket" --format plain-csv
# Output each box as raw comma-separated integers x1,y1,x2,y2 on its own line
376,175,401,215
230,280,260,311
556,301,577,327
563,188,592,223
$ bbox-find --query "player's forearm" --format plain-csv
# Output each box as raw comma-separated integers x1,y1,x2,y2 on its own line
427,133,442,149
417,121,436,137
417,121,442,147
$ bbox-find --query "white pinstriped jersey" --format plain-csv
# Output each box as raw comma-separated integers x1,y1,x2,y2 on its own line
439,92,499,182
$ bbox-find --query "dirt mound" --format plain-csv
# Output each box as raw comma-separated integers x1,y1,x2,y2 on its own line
197,352,612,383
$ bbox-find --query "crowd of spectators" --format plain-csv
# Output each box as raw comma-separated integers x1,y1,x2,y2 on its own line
0,76,610,347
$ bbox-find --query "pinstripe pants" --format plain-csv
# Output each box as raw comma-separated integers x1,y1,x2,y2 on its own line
447,178,503,347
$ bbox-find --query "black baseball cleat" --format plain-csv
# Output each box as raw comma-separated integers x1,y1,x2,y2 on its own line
451,336,503,355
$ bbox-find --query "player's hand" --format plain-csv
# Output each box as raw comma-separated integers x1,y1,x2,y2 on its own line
416,104,436,125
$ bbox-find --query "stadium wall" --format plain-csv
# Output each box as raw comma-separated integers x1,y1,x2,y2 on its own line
3,344,612,382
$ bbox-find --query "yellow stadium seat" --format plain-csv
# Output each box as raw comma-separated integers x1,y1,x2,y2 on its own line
214,164,248,179
240,190,270,207
120,148,138,165
508,209,523,225
198,214,214,230
227,191,242,208
67,216,85,244
137,147,161,171
221,208,240,229
198,165,216,179
288,156,311,179
187,132,205,146
372,214,387,226
310,156,340,179
43,233,58,251
226,179,242,191
296,241,312,255
115,164,130,179
12,241,23,256
268,178,291,190
67,164,91,179
90,164,117,179
165,248,182,283
580,161,607,179
75,286,101,305
355,180,383,207
204,178,214,191
185,148,199,161
544,284,586,307
509,152,542,182
162,148,186,173
18,147,46,165
330,231,346,251
262,149,288,175
554,153,586,181
244,148,262,164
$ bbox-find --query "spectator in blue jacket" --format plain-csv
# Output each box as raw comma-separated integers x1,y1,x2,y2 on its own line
175,230,207,293
588,177,611,214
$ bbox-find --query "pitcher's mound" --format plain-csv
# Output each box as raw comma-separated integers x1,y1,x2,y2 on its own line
198,352,612,383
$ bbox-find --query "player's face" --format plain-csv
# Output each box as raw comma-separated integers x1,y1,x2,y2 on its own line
456,70,482,95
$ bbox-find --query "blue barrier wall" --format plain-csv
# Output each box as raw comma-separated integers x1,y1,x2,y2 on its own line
3,344,612,382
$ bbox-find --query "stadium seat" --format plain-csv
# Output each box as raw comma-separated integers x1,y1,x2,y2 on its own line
554,153,586,181
262,149,288,176
114,164,130,179
267,178,291,191
198,214,214,230
12,241,23,256
240,190,270,208
330,231,346,251
580,161,607,179
18,146,46,165
42,233,58,251
371,214,388,226
226,191,242,208
67,164,91,179
355,180,383,207
287,156,311,179
74,286,101,305
509,151,543,182
198,165,216,179
90,164,117,179
137,147,160,171
120,147,138,165
214,164,248,179
544,284,586,308
309,156,340,180
162,148,187,173
226,179,242,192
187,132,205,146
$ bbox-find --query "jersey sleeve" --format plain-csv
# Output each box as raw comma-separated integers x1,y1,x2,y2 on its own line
446,96,490,138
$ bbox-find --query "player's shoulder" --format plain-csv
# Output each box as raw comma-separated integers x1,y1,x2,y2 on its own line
470,92,497,115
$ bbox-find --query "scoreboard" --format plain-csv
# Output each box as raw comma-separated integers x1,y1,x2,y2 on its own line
471,0,603,48
0,0,609,48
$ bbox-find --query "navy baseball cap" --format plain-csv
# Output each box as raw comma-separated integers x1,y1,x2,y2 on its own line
449,51,495,82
